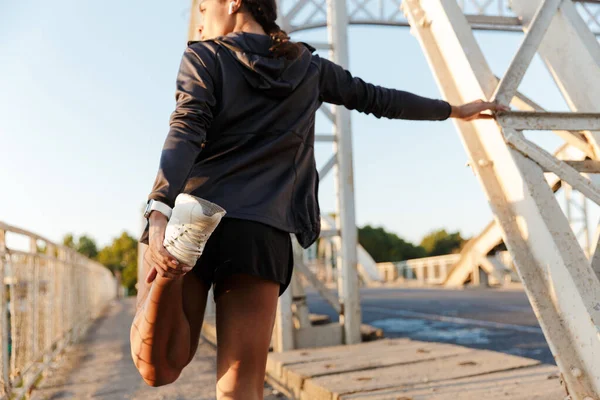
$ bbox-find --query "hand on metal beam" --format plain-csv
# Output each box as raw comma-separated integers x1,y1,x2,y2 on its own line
449,99,510,121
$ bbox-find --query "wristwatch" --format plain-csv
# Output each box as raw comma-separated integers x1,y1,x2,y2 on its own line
144,199,173,220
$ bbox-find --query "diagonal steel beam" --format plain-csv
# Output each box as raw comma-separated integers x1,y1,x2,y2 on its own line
294,256,342,314
315,134,336,141
303,0,327,25
350,0,376,19
282,0,315,26
319,104,335,122
505,129,600,206
548,160,600,173
492,0,563,105
511,0,600,158
319,154,337,180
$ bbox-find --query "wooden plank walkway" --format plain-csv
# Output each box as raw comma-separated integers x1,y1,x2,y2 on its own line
263,337,565,400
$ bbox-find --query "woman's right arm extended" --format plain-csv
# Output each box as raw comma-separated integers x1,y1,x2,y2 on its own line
317,57,506,121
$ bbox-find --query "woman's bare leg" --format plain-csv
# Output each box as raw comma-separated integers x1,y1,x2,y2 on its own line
215,274,280,400
130,248,209,386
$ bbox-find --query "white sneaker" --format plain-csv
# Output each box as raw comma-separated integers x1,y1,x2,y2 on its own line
163,193,226,267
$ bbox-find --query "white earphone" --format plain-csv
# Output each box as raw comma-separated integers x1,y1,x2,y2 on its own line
228,1,236,15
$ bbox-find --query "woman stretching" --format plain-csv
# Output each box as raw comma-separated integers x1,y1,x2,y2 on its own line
130,0,508,398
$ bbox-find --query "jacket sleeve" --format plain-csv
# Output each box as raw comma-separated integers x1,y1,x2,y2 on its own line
147,45,217,208
317,56,452,121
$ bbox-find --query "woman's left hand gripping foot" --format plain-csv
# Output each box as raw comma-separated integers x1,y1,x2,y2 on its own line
145,211,192,284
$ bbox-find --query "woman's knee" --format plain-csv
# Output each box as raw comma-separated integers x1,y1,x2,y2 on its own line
137,363,181,387
130,323,182,386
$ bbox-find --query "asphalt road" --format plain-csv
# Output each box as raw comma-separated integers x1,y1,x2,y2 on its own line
305,286,555,365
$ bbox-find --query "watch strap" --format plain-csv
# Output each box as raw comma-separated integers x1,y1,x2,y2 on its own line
147,200,173,220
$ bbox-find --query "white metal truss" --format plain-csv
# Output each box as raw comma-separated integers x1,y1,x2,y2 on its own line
187,3,600,392
276,0,600,34
270,0,600,349
400,0,600,397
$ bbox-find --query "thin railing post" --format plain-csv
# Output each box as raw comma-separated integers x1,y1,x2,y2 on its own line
29,238,38,367
0,229,9,396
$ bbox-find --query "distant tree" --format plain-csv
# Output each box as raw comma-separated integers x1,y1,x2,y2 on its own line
77,235,98,259
61,233,98,259
62,234,76,249
420,229,467,257
358,225,426,263
97,232,138,295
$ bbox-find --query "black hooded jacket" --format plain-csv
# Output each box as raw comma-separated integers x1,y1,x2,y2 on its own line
140,31,452,249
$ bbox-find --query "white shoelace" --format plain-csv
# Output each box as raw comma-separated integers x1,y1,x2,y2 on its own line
163,194,226,267
164,223,211,265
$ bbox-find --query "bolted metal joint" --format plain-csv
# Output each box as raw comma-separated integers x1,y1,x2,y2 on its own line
418,16,431,27
478,159,494,168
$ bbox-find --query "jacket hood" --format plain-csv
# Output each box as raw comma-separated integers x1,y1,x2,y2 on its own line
210,31,314,97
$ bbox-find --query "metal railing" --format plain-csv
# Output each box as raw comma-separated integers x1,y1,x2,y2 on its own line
378,251,518,286
0,222,117,399
378,254,462,285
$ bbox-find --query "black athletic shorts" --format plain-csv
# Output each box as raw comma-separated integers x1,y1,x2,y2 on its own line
192,217,294,299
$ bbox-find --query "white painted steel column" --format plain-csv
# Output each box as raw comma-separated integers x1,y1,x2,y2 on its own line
326,0,361,344
404,0,600,397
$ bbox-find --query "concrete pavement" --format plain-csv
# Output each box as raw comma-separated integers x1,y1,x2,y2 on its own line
30,298,285,400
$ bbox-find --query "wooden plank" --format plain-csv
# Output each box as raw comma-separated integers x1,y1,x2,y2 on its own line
286,341,470,379
294,323,343,349
302,349,540,400
341,364,563,400
266,338,411,380
285,342,472,399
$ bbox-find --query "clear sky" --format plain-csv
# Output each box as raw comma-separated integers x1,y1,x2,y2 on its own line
1,0,578,249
